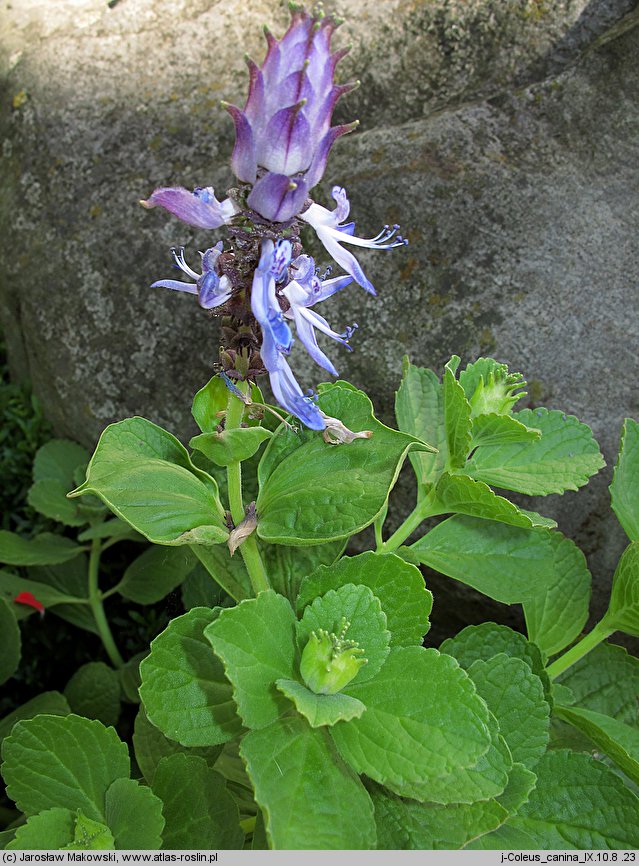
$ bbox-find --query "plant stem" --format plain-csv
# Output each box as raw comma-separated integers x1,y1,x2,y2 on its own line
379,490,440,554
225,385,270,595
546,622,614,681
87,537,125,669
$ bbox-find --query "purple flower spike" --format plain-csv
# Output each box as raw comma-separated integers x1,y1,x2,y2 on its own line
225,4,357,222
141,186,239,230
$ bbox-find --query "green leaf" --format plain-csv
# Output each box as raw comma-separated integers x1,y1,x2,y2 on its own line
191,374,232,432
0,598,20,685
610,418,639,541
6,808,77,850
443,357,472,469
505,750,639,848
1,714,130,820
132,708,222,785
181,561,234,610
440,623,551,700
118,545,196,604
189,544,252,602
0,531,82,566
190,427,272,466
400,715,512,805
0,692,70,743
68,417,228,546
0,570,87,612
496,762,538,815
119,651,145,704
275,679,366,727
395,357,448,488
467,654,550,769
28,479,87,526
331,647,492,800
77,518,142,542
33,439,90,485
63,812,115,850
27,554,87,597
555,705,639,785
470,412,541,448
104,778,164,849
370,783,507,850
602,542,639,636
555,641,639,723
523,532,592,656
296,584,390,685
64,662,121,727
256,383,430,544
296,551,432,647
240,715,376,849
139,607,242,747
263,538,345,601
466,408,605,495
410,515,553,603
152,754,243,849
204,591,297,730
433,472,550,528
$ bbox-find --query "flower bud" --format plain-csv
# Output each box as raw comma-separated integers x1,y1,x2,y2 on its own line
469,368,527,417
224,5,358,222
300,618,367,695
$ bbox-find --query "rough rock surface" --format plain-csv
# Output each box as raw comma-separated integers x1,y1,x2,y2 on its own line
1,0,638,643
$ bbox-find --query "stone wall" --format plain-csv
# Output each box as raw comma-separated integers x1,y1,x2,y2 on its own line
2,0,638,642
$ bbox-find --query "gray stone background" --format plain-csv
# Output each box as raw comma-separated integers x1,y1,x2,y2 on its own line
1,0,638,645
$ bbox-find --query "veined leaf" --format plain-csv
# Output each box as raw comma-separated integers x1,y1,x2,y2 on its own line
190,427,272,466
296,551,432,647
555,641,639,724
151,754,243,849
241,716,376,849
602,542,639,637
296,584,390,686
504,750,639,849
467,654,550,769
204,591,297,730
69,417,228,546
0,531,82,566
1,714,130,820
555,705,639,785
370,782,507,850
470,413,540,449
523,532,591,656
466,408,604,495
139,607,242,747
410,515,553,604
256,383,432,545
433,473,550,528
0,598,20,685
331,647,492,800
610,418,639,541
443,357,472,470
395,357,448,488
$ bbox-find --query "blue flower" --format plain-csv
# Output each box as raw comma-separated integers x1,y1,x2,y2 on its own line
300,186,407,295
150,242,233,310
251,239,325,430
282,255,355,376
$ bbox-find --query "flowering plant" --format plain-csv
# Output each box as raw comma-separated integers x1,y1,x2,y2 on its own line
2,4,639,853
141,3,405,431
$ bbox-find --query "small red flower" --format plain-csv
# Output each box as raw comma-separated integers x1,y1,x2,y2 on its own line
14,591,45,616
